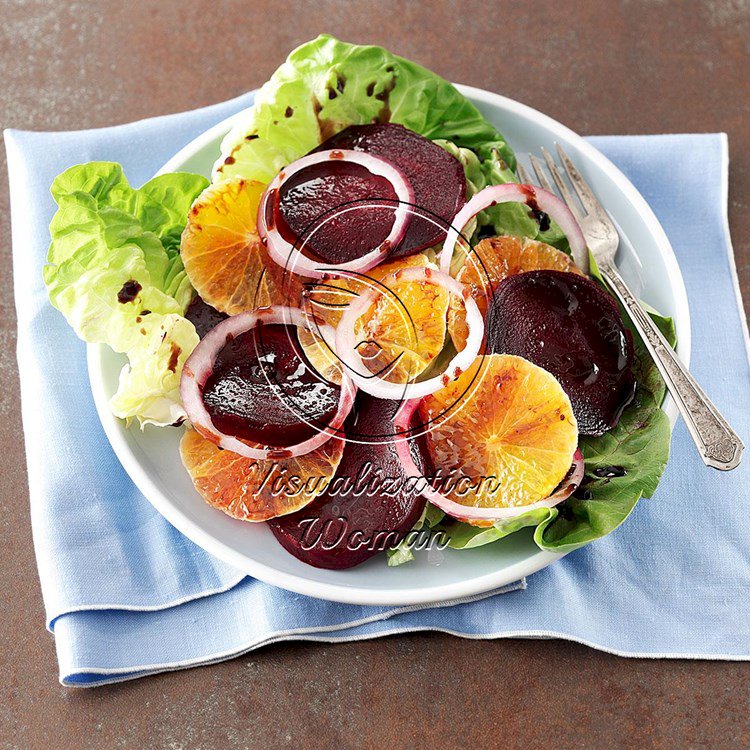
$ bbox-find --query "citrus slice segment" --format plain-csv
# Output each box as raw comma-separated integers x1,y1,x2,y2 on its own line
180,426,344,522
356,265,450,385
418,353,579,515
180,177,302,315
298,253,448,386
448,235,583,350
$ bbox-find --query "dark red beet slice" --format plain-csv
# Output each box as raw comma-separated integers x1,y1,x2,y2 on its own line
486,270,636,436
268,394,428,569
315,123,467,257
276,160,399,264
201,323,341,447
185,295,228,338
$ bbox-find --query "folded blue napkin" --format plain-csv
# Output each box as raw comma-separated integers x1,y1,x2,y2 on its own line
6,92,750,686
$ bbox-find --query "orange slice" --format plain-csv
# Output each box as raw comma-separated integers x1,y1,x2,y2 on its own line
180,177,302,315
449,235,582,350
419,353,578,511
180,427,344,522
299,254,449,385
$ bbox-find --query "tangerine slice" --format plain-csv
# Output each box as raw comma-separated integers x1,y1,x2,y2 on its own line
299,253,449,386
419,353,578,510
448,235,582,350
358,267,450,385
180,427,344,522
181,177,302,315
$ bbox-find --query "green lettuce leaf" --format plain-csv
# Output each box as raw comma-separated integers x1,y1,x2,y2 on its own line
387,502,445,566
109,314,199,427
437,507,554,550
216,34,569,251
44,162,208,427
214,34,514,183
430,256,675,555
435,139,569,250
533,263,675,552
433,139,487,199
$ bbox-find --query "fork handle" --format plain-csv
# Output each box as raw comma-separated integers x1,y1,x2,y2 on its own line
600,261,743,471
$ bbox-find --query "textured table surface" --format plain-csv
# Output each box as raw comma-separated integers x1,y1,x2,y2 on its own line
1,1,748,748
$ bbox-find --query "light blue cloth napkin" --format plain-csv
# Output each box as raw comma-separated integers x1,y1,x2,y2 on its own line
6,92,750,686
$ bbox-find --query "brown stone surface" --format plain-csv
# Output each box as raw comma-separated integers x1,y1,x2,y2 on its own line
0,1,748,747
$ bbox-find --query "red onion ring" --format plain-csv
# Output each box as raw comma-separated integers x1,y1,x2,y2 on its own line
333,266,483,400
258,149,414,279
180,306,356,459
440,183,588,275
394,397,585,522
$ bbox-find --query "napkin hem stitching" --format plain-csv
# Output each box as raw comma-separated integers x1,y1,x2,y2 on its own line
60,625,750,687
56,580,527,686
46,572,248,632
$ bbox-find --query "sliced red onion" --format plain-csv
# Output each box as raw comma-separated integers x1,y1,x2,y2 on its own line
333,266,483,400
180,306,356,459
394,397,584,522
258,149,414,279
544,449,586,504
439,183,588,274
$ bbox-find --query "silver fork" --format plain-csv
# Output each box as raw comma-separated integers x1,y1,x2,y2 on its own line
518,145,743,471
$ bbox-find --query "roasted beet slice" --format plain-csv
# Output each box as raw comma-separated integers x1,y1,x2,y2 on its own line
185,295,228,338
315,123,467,257
268,394,427,569
276,159,399,264
486,270,635,436
201,323,341,447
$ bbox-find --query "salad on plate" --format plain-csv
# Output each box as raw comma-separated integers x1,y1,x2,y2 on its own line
43,35,674,570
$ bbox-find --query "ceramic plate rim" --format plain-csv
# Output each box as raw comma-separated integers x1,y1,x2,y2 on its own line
86,84,690,606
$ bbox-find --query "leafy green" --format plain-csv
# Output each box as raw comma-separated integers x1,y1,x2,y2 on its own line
473,148,569,250
44,162,208,427
217,34,569,251
481,199,570,252
214,34,514,183
436,129,568,250
109,313,199,426
430,255,675,555
438,507,553,550
533,262,675,551
387,502,445,566
433,140,486,199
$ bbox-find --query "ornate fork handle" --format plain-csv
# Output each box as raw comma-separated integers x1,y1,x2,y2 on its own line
600,261,744,471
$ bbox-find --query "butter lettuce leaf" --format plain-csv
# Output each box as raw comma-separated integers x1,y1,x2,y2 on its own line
437,507,554,551
387,502,446,566
533,299,675,552
217,34,569,251
428,259,675,556
44,162,208,427
214,34,514,184
109,314,199,428
432,139,487,199
435,138,569,250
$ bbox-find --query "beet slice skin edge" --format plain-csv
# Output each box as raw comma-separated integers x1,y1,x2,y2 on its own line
269,394,428,569
313,123,467,257
486,270,636,436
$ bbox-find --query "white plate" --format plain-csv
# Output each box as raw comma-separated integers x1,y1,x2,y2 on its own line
87,85,690,606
